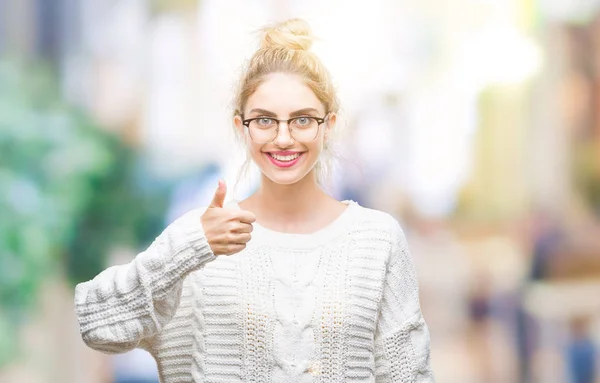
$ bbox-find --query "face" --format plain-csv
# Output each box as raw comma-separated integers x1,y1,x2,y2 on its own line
234,72,336,186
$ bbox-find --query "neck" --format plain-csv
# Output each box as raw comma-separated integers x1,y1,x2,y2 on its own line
251,171,329,221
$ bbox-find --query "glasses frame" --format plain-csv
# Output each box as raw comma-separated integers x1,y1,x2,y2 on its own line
242,114,329,143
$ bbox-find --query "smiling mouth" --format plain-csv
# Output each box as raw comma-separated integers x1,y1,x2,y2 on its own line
265,152,305,168
268,152,302,161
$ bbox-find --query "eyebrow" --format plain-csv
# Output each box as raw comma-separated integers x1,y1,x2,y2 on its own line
247,108,321,118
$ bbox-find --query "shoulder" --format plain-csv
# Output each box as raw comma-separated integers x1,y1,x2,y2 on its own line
350,202,406,239
354,203,409,262
350,205,417,281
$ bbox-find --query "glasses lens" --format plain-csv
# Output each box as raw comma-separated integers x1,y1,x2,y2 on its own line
249,119,277,143
290,117,319,142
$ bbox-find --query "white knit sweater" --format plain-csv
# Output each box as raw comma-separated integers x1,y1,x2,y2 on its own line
75,201,434,382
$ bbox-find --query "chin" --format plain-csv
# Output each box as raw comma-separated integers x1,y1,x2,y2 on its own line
262,169,309,185
254,152,318,186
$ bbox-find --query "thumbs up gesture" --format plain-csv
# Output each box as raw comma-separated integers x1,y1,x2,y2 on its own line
201,180,256,256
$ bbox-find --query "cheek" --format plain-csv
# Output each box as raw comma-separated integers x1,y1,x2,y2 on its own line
313,135,327,153
247,142,264,159
312,141,324,154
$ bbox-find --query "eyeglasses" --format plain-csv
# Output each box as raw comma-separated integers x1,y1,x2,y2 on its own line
242,115,328,143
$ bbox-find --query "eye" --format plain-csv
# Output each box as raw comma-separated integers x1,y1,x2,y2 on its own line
294,117,313,126
257,117,275,126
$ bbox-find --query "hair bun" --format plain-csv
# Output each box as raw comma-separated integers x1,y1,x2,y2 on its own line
260,18,314,51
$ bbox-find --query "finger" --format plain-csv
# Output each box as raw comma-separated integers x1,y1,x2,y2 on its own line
208,180,227,208
227,233,251,244
236,210,256,224
225,243,246,255
232,233,251,244
232,223,253,234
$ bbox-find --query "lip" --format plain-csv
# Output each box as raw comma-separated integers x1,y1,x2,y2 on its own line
264,152,305,168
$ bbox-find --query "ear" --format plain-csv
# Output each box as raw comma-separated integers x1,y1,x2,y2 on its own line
233,115,245,140
324,113,337,141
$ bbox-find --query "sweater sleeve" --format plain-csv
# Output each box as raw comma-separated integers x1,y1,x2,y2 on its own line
374,219,435,382
74,208,216,354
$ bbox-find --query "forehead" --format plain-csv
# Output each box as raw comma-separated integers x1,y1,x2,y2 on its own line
245,73,324,115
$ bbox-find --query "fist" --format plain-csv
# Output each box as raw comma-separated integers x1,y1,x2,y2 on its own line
201,180,256,256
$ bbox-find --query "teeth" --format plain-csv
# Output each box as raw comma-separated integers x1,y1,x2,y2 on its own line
271,153,301,161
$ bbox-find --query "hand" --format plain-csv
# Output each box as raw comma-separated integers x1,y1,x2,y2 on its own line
201,180,256,256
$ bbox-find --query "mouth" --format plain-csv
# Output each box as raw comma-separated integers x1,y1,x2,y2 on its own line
264,152,305,168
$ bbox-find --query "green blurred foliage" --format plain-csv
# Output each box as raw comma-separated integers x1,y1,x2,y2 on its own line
574,141,600,215
0,59,170,366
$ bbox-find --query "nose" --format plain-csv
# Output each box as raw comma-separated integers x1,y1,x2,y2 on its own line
273,121,295,147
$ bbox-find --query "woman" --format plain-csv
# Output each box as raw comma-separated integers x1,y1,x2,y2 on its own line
75,18,434,382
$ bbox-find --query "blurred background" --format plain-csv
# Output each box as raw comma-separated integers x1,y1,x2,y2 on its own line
1,0,600,382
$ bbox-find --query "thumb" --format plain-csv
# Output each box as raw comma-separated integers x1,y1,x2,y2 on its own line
209,179,227,208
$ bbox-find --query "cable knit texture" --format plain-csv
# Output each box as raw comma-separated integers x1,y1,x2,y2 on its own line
75,201,434,382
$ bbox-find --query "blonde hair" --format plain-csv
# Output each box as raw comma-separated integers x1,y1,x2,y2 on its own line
233,18,340,191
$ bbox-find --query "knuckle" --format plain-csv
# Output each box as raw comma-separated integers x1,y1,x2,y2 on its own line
227,210,239,221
